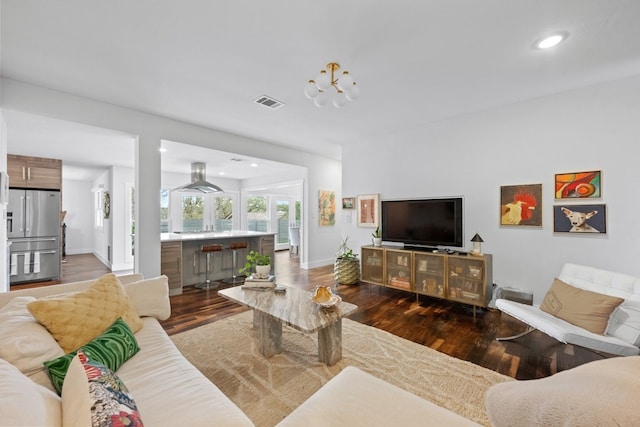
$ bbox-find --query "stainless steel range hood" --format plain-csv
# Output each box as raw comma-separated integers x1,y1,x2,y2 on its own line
173,162,223,193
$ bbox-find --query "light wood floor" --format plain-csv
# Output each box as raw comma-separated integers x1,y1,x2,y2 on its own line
12,251,607,380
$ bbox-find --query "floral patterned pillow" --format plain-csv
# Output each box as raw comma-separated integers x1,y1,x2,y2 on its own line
62,351,144,427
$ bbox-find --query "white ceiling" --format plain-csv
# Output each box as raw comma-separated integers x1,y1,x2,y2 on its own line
3,1,640,177
3,110,298,181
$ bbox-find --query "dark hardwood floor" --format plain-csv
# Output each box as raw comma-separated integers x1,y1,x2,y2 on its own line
12,251,607,380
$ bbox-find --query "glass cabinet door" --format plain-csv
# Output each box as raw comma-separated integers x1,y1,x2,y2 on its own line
414,253,446,298
384,249,413,291
447,256,485,305
361,246,385,285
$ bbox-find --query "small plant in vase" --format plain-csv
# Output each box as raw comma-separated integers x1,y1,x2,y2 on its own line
372,226,382,247
334,236,360,285
239,250,271,278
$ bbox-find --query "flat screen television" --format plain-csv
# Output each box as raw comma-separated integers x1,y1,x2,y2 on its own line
381,197,463,249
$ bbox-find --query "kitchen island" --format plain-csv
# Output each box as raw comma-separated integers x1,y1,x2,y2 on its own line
161,231,275,295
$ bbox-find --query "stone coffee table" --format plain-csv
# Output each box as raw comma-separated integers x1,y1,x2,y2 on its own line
218,285,357,365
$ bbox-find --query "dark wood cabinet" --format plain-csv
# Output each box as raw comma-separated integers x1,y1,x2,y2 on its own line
8,154,62,190
161,241,182,295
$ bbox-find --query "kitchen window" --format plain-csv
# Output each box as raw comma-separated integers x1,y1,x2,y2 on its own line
247,195,268,232
166,190,237,232
182,194,204,232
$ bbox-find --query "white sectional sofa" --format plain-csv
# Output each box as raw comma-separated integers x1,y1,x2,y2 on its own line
0,274,254,427
496,263,640,356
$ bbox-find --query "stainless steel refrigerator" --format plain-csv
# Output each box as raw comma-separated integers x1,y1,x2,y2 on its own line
7,189,61,284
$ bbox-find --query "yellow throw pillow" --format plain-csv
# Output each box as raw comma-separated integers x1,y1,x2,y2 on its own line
540,278,623,334
27,274,143,353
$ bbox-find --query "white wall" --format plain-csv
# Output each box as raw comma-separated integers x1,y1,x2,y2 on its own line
342,75,640,303
0,112,7,292
1,78,343,277
110,166,134,272
92,170,111,267
62,179,93,255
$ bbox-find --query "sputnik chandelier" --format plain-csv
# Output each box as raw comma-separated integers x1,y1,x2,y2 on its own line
304,62,360,108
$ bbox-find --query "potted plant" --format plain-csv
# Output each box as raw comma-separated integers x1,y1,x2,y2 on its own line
334,236,360,285
239,250,271,278
372,226,382,247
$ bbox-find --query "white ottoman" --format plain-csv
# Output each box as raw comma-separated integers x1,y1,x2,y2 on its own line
277,366,481,426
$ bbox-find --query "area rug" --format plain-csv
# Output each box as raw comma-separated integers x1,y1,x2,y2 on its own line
170,311,513,426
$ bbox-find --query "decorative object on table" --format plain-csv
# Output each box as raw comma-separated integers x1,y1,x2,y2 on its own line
500,184,542,226
334,236,360,285
311,285,342,308
239,250,271,278
470,233,484,255
241,276,276,291
357,193,380,228
318,190,336,226
553,204,606,234
554,170,601,199
371,226,382,247
245,274,275,282
304,62,359,108
342,197,355,209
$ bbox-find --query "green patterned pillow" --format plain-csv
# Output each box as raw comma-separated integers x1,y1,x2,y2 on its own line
44,317,140,395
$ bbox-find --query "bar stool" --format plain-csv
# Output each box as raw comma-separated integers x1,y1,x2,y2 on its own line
195,244,223,290
224,241,248,284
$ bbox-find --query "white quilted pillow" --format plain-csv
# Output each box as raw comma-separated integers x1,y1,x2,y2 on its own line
606,305,640,346
0,296,64,375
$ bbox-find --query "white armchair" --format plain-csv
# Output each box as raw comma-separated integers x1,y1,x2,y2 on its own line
496,263,640,356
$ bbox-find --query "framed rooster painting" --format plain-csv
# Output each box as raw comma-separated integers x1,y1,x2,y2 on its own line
500,184,543,227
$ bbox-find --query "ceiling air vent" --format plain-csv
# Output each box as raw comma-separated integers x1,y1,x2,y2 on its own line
255,95,285,110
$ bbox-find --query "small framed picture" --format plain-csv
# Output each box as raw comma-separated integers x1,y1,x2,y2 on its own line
555,170,601,199
553,204,606,234
342,197,355,209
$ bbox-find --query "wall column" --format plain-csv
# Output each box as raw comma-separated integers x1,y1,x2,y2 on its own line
135,134,161,278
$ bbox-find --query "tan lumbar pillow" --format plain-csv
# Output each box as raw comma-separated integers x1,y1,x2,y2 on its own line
27,274,143,353
540,278,623,334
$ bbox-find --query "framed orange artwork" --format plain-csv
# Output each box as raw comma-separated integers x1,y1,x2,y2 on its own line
555,170,601,199
318,190,335,226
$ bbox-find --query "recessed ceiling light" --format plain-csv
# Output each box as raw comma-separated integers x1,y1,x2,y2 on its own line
250,163,258,167
534,32,569,49
159,147,167,153
219,172,225,175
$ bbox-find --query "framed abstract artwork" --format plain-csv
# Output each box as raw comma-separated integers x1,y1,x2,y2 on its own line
357,194,379,228
500,184,542,226
555,170,601,199
553,204,606,233
318,190,335,226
